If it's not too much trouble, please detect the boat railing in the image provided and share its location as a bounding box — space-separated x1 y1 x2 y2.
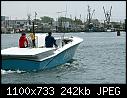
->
55 37 73 48
35 36 38 47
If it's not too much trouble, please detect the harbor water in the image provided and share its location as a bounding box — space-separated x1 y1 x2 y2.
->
1 32 126 84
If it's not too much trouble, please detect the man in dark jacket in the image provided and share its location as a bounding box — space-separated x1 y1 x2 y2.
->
45 32 58 48
19 33 28 48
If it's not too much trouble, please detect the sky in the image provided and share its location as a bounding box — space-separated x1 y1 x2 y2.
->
1 1 126 22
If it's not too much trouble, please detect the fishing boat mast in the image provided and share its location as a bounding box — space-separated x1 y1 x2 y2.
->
63 5 67 40
103 6 112 31
86 5 95 31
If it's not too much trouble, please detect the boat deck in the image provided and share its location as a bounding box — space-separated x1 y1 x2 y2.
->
1 47 55 56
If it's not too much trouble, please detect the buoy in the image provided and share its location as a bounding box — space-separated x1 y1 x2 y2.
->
117 30 120 36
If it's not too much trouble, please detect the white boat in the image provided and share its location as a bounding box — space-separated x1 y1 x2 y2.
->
1 34 83 71
107 29 112 32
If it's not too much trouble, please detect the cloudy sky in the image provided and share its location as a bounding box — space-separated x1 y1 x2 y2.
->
1 1 126 22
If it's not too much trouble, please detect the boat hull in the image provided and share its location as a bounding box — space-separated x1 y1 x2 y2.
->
2 44 79 71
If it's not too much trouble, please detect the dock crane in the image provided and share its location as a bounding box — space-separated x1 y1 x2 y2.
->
103 6 112 29
86 5 95 31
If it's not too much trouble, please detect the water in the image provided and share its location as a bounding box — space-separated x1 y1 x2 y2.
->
1 32 126 84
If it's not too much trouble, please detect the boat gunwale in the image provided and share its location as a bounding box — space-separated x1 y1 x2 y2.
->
2 37 83 62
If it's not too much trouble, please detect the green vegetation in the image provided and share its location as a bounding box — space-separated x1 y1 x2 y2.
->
40 16 54 23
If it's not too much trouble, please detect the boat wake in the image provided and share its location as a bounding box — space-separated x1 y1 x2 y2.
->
1 69 26 75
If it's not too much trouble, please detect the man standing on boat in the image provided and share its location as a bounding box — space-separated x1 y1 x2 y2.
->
19 33 28 48
28 31 36 48
45 32 58 48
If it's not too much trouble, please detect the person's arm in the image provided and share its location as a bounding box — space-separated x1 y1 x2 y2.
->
25 38 29 47
53 38 58 48
45 36 47 47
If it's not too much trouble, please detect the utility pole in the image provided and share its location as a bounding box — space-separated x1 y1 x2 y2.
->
27 13 31 25
56 10 66 32
70 14 72 31
35 12 37 25
33 12 37 36
27 13 31 32
80 14 81 21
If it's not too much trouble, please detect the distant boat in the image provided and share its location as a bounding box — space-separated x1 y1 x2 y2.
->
117 30 120 36
106 29 112 32
10 29 15 34
106 28 115 32
1 34 83 71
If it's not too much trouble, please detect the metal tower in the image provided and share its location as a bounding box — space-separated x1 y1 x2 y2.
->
87 5 95 30
103 6 112 29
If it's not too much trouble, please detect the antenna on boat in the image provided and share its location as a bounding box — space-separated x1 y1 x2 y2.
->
60 5 67 47
62 4 67 40
56 5 67 47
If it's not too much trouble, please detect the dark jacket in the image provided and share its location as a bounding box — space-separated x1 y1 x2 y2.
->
45 35 57 48
19 35 28 48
